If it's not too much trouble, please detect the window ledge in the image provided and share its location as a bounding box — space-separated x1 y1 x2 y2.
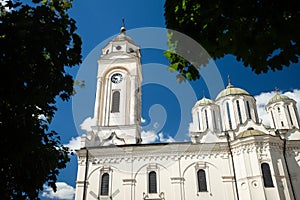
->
143 192 165 200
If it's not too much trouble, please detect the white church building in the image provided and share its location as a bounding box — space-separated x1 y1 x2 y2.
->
75 25 300 200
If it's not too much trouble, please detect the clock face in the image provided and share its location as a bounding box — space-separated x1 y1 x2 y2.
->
111 73 123 84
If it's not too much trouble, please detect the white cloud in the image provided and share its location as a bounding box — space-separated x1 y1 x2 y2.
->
158 132 176 142
141 130 158 144
80 117 96 132
254 89 300 125
141 117 146 123
64 136 81 152
255 91 275 125
42 182 75 200
141 130 175 144
283 89 300 117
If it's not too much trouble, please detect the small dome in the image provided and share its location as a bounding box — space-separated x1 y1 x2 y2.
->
194 97 214 108
120 26 126 33
112 32 135 44
216 84 250 101
236 129 266 139
268 93 291 105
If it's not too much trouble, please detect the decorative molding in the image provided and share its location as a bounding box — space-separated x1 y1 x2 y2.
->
170 177 185 184
221 176 235 182
231 138 284 155
76 180 87 185
101 131 126 146
142 192 165 200
147 163 158 171
76 143 231 162
123 179 136 186
195 161 206 169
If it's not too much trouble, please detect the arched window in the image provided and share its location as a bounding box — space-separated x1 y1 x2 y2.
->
197 169 207 192
287 106 294 126
246 101 252 119
261 163 274 187
111 91 120 113
236 100 242 124
213 110 217 130
226 102 232 129
100 173 109 195
270 111 276 129
148 171 157 193
197 111 202 130
205 109 209 129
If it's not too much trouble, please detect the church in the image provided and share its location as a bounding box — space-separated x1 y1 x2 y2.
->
74 24 300 200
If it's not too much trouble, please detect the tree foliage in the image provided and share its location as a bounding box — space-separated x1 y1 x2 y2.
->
0 0 82 199
164 0 300 81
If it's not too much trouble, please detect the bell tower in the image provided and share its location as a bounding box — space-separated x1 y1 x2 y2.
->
91 20 142 145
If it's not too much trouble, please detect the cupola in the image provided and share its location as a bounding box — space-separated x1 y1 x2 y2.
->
215 76 259 131
266 88 300 130
191 96 222 133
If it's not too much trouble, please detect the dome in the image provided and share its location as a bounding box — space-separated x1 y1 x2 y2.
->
111 19 135 44
112 32 135 44
194 97 214 107
216 84 250 101
267 93 291 105
236 129 266 139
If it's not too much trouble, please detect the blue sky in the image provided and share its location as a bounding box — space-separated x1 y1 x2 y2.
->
40 0 300 199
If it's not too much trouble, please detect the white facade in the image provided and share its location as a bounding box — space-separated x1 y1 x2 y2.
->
266 92 300 130
75 26 300 200
85 25 143 146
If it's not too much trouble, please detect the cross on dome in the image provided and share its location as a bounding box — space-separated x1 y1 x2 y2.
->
226 74 233 88
120 17 126 33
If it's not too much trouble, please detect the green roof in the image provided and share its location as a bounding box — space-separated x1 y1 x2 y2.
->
194 97 214 107
268 93 291 105
216 84 250 101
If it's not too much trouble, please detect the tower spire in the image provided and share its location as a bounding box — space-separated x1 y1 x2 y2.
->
120 17 126 33
226 74 233 88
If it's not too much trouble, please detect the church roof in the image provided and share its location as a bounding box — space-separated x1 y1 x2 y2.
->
112 32 135 44
216 83 250 101
194 97 214 106
236 129 267 139
111 20 135 44
267 93 291 105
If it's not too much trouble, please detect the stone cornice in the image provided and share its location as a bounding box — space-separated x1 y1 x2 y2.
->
77 142 229 163
76 139 300 164
285 140 300 155
230 135 284 155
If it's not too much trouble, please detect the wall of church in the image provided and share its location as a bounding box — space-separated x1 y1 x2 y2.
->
75 143 239 200
231 136 298 200
285 140 300 200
